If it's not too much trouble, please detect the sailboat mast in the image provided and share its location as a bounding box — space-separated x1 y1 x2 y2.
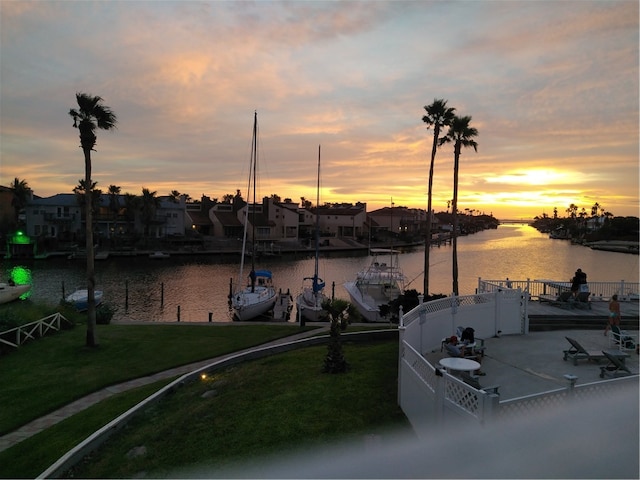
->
314 145 321 279
390 197 394 272
251 111 258 273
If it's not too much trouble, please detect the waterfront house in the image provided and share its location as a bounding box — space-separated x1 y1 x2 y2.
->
21 193 188 248
368 205 430 238
314 202 366 239
24 194 82 244
0 186 17 230
265 197 299 240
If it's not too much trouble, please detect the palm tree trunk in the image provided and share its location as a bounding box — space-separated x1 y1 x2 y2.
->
423 126 440 298
84 148 97 347
452 143 460 296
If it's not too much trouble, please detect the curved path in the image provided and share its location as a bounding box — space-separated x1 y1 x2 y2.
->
0 325 331 453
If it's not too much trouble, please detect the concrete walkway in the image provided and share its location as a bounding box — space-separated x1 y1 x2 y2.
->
0 325 331 453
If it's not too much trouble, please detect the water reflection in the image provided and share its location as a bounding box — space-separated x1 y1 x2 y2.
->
3 225 638 322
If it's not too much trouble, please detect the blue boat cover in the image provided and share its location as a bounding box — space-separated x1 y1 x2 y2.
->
253 269 273 279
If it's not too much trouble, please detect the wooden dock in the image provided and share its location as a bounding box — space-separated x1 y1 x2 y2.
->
527 298 639 331
273 289 293 321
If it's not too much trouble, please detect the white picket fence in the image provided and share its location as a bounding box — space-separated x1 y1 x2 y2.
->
0 313 72 349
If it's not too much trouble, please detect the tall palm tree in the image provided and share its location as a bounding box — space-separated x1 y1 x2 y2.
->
69 93 117 347
10 177 31 227
123 193 139 231
108 185 121 240
439 115 478 296
169 190 181 203
422 99 455 298
566 203 578 219
140 188 160 239
73 179 100 211
108 185 121 222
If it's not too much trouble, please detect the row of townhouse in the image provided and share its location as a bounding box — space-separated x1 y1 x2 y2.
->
21 193 186 243
4 189 439 252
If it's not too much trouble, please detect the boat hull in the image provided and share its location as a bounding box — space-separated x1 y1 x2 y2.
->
232 287 277 321
343 281 384 322
295 290 328 322
66 290 104 312
588 241 639 254
0 283 31 305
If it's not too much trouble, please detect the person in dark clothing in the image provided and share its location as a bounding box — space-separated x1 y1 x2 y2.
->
570 268 587 297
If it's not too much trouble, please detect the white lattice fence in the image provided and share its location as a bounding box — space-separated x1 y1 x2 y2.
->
444 377 483 418
497 376 638 421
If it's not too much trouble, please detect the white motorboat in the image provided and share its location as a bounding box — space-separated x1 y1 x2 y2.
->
231 112 277 321
149 251 170 259
0 282 31 305
296 145 329 322
65 289 104 312
343 248 405 322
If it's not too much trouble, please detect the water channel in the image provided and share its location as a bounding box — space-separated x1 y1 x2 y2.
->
2 224 638 322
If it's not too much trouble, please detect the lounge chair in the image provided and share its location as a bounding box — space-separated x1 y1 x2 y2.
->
562 336 606 365
543 290 574 309
599 350 633 378
573 291 591 310
608 325 637 352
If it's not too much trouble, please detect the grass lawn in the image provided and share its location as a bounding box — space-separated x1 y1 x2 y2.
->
0 322 316 435
0 381 170 479
66 339 408 478
0 329 407 479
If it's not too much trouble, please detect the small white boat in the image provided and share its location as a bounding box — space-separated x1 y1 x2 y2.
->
0 282 31 305
343 248 405 322
65 289 104 312
149 251 170 259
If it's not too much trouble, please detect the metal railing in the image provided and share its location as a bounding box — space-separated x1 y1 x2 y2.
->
479 278 640 302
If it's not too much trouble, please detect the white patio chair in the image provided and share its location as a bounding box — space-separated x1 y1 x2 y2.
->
608 325 637 352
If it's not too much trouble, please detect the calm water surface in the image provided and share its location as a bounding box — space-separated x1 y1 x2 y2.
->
3 224 638 322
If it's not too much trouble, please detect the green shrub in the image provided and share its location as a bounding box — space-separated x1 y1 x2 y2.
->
96 303 116 325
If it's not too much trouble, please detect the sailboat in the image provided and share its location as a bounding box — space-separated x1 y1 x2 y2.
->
296 145 328 322
231 112 277 321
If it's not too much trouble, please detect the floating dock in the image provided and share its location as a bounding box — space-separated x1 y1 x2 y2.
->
273 289 293 321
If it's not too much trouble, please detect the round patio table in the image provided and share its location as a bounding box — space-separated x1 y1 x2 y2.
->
439 357 481 373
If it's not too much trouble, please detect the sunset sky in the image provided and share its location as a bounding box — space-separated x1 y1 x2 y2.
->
1 0 638 220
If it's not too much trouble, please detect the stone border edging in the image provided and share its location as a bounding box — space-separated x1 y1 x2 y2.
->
38 329 397 478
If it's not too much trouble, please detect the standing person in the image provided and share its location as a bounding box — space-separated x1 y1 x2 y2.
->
570 268 587 298
605 294 621 336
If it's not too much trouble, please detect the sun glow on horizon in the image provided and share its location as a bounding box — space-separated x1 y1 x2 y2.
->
486 169 572 186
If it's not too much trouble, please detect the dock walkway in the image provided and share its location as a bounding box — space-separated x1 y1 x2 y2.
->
527 297 639 330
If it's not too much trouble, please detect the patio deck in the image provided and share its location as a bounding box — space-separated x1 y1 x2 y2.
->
423 328 639 400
